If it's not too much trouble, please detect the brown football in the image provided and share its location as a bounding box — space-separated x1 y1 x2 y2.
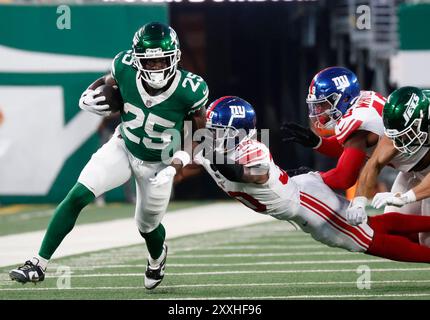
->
95 84 124 113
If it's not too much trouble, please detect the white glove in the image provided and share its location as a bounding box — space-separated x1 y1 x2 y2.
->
371 190 416 209
346 196 368 226
79 89 111 116
149 166 176 187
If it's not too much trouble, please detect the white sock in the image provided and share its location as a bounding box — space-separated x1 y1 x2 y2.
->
31 255 49 271
148 247 166 268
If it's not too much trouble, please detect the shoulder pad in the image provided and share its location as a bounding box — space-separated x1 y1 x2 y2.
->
235 140 271 168
180 71 209 114
111 50 134 82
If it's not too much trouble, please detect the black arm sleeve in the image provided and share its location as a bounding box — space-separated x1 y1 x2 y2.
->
211 163 245 182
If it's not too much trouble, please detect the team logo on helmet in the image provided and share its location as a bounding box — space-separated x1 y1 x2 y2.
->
331 75 350 92
229 105 246 118
403 93 420 123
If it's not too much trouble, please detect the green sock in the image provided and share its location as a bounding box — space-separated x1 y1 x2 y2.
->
38 183 95 260
140 224 166 260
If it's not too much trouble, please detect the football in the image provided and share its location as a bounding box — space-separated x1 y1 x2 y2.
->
95 84 124 113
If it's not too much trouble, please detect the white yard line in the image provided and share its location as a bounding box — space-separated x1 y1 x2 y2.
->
150 293 430 300
163 252 349 258
0 203 275 267
2 279 430 291
29 266 430 278
71 259 387 269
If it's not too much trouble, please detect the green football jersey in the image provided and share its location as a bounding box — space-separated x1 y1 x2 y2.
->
111 50 209 162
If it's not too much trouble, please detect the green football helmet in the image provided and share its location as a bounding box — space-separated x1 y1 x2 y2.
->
132 22 181 89
383 86 430 155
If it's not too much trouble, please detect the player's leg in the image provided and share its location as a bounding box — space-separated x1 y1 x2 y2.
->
379 171 421 243
9 134 132 284
132 161 174 289
362 212 430 262
366 232 430 263
291 173 374 253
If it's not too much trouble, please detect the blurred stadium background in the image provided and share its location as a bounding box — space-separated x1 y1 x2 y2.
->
2 0 429 205
1 0 430 300
0 0 430 205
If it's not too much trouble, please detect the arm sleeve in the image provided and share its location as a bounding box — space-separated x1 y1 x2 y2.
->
314 136 344 158
320 147 367 190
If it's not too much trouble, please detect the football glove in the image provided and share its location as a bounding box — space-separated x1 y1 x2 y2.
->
371 190 416 209
79 89 111 116
280 122 321 148
149 166 176 187
346 196 368 226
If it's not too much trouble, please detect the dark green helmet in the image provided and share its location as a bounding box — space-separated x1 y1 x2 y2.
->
132 22 181 89
383 86 430 155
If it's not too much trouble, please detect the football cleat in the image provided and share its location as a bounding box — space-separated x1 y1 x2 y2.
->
9 260 45 284
144 244 168 290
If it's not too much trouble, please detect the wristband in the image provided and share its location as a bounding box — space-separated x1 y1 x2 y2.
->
352 196 368 207
172 150 191 166
402 190 417 203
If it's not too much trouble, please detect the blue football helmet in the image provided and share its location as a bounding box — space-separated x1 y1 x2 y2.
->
307 67 360 129
206 96 257 153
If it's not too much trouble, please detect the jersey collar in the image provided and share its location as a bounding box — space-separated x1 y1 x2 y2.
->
135 70 181 108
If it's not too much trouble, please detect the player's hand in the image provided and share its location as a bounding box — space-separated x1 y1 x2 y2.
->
371 191 416 209
79 89 111 116
149 166 176 187
280 122 321 148
346 196 368 226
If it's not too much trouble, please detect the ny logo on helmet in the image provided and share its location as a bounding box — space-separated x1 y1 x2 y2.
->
403 93 420 123
230 105 246 118
332 75 350 92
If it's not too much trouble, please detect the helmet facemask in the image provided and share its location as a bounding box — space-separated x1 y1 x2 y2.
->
385 117 429 156
207 124 256 155
307 92 342 130
133 47 181 89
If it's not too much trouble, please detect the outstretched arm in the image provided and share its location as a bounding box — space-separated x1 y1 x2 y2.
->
346 136 398 226
320 130 378 190
355 135 398 199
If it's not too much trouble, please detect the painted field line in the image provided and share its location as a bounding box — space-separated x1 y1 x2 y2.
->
175 244 322 251
72 259 387 270
149 293 430 300
39 267 430 278
3 279 430 291
0 202 275 267
167 251 352 258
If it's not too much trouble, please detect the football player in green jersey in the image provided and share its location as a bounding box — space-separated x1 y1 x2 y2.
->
346 87 430 242
9 22 209 290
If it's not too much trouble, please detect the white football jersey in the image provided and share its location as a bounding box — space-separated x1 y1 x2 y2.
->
333 90 430 173
196 140 374 253
389 146 430 175
334 90 386 156
195 139 300 219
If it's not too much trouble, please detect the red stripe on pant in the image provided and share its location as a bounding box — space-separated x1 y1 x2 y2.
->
300 194 372 249
300 201 368 250
301 191 373 240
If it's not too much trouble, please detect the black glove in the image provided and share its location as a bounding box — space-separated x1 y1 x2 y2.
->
286 166 314 177
280 122 321 148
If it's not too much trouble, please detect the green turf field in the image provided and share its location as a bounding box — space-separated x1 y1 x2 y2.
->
1 203 430 300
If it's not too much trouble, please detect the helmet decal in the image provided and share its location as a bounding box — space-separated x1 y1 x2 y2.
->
331 75 350 92
403 93 419 123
